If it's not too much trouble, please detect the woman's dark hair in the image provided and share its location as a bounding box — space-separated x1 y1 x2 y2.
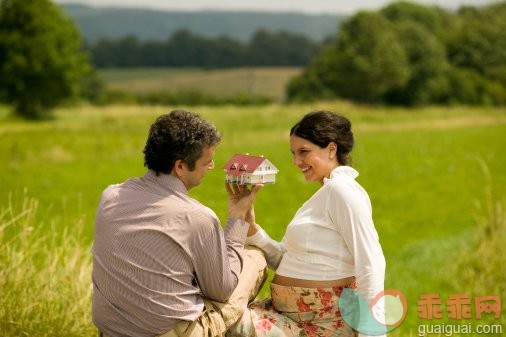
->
290 111 354 165
143 110 221 174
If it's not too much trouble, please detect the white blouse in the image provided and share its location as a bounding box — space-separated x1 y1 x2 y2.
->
246 166 385 304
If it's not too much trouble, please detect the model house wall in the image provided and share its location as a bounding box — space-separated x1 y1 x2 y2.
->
223 154 279 185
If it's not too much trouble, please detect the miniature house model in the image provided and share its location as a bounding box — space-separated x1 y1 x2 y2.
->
223 154 279 185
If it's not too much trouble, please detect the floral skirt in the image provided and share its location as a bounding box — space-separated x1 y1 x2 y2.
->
227 282 358 337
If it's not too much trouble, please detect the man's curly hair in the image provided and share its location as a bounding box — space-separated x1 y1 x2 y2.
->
143 110 221 174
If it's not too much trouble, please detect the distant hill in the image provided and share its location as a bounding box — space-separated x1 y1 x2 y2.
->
59 4 345 43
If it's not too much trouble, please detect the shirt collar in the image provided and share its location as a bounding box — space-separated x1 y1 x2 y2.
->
144 169 188 195
323 165 359 185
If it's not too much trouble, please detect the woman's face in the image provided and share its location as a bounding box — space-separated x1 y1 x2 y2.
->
290 135 338 185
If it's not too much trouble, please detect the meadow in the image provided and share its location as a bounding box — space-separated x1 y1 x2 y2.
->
99 67 303 102
1 100 505 336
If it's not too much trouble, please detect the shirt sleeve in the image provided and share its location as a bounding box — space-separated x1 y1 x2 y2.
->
191 212 249 302
326 178 386 305
327 179 386 337
246 228 286 270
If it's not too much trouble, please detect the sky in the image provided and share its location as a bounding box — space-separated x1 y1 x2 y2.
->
52 0 500 15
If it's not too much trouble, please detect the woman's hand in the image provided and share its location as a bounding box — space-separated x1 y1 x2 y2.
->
246 205 262 236
246 204 255 226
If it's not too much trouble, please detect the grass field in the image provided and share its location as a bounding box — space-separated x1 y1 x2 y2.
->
1 101 505 336
99 67 303 102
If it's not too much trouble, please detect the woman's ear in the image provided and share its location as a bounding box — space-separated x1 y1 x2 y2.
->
328 142 337 159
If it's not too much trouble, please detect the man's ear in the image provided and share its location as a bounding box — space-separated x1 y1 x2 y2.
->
172 159 185 178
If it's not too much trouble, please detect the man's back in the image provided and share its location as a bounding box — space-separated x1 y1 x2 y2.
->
92 110 265 337
92 170 231 337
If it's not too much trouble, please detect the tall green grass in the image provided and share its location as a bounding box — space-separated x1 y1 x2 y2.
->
0 184 503 336
453 161 506 301
1 103 505 335
0 193 94 336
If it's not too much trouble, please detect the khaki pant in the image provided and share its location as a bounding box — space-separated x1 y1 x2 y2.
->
100 246 267 337
158 246 267 337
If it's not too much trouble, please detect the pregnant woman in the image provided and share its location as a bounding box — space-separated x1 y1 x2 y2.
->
228 110 386 337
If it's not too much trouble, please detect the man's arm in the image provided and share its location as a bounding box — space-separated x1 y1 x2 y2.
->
193 183 263 302
192 216 249 301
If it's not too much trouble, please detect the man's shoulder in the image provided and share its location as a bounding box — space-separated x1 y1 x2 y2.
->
99 183 122 200
180 197 220 224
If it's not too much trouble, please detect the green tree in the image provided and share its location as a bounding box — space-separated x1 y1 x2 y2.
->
286 45 340 102
448 3 506 86
287 12 411 103
385 21 450 105
332 12 410 102
380 1 458 43
247 29 320 66
379 2 457 105
287 1 505 106
439 3 506 105
165 30 212 67
0 0 90 119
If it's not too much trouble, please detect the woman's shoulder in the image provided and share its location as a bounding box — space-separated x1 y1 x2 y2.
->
325 166 369 201
325 166 360 189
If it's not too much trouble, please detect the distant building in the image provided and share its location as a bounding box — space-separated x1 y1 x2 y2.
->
223 154 279 185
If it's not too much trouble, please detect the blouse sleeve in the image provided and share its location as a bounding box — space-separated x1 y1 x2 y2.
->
245 228 286 270
326 178 386 305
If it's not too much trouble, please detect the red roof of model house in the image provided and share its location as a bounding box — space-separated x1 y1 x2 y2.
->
223 154 277 176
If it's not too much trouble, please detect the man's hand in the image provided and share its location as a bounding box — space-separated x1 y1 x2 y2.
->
225 183 263 221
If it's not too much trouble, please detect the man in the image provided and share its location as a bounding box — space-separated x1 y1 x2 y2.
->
92 110 267 337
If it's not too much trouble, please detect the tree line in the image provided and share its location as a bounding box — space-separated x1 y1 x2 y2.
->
1 0 505 119
88 29 324 68
287 1 506 106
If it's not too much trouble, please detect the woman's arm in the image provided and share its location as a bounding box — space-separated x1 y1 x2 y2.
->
327 179 386 304
328 179 386 337
246 226 286 270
